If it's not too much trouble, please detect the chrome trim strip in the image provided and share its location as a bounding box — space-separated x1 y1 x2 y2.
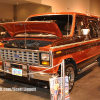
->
0 21 52 24
78 61 98 74
50 38 100 49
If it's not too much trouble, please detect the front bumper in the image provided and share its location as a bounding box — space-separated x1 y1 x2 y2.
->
0 61 58 82
30 72 58 81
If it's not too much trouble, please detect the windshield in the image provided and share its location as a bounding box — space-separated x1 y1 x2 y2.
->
27 15 73 36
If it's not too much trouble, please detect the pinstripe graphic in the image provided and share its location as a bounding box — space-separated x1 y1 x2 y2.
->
52 38 100 58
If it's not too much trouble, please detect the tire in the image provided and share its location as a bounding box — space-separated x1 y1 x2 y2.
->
65 63 75 92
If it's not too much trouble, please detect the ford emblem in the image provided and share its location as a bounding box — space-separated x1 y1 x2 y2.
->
14 55 19 58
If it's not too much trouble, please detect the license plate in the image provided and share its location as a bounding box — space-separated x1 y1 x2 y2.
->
12 68 22 76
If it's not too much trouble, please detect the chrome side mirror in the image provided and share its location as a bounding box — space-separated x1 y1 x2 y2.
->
81 29 90 35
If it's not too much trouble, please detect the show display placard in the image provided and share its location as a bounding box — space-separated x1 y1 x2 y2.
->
50 76 69 100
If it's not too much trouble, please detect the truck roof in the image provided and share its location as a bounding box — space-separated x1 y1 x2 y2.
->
26 12 100 21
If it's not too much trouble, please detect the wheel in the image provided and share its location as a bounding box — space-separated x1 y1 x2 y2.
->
65 63 75 92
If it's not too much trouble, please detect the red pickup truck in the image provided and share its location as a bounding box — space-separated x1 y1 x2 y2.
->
0 12 100 91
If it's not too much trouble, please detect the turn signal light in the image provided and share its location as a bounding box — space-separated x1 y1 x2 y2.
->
42 61 49 65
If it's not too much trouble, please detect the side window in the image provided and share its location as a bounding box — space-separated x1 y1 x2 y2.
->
74 17 84 36
88 20 98 38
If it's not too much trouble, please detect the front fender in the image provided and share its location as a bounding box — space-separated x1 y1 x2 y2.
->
53 54 75 73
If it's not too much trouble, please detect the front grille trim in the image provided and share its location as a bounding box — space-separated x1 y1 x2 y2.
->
0 48 39 65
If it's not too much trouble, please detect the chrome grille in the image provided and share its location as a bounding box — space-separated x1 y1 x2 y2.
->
0 48 39 65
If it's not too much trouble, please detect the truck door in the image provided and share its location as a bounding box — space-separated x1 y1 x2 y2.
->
73 16 87 65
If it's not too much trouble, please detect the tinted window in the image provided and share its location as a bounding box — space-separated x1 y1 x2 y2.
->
88 20 98 38
75 17 84 36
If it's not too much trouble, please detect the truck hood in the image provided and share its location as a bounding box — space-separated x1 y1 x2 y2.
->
0 21 63 38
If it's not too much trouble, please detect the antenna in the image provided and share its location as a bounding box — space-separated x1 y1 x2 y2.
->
24 23 27 49
67 1 70 37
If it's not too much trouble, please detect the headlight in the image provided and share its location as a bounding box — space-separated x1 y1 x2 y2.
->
40 52 50 66
41 53 49 61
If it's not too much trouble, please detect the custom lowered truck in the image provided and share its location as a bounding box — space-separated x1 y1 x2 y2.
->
0 12 100 91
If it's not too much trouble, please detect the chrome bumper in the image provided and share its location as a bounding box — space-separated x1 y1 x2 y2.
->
0 60 58 82
30 72 58 81
0 65 58 81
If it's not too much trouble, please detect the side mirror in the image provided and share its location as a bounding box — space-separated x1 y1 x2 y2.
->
81 29 90 35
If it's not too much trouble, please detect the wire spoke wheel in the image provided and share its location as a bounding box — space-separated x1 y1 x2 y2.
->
65 64 75 91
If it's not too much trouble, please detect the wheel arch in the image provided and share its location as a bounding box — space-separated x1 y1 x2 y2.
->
65 58 77 76
57 58 77 76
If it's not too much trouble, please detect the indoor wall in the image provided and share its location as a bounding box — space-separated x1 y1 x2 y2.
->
0 0 100 21
90 0 100 15
16 3 51 21
16 0 100 21
41 0 90 13
0 3 13 20
41 0 100 15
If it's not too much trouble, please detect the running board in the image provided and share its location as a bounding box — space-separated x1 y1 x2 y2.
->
78 61 98 74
